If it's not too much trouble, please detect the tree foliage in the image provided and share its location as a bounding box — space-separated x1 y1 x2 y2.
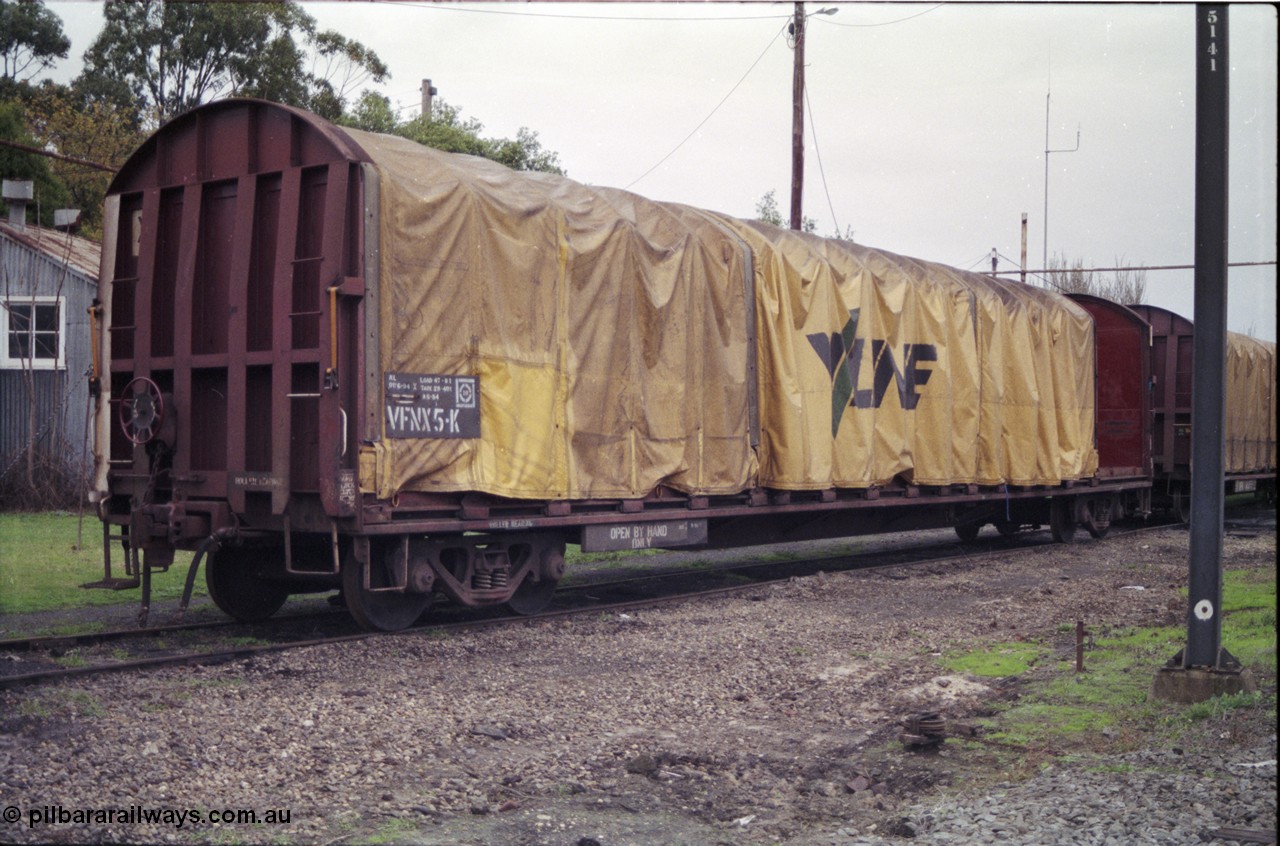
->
343 92 564 175
754 189 818 234
0 0 69 85
76 0 388 126
1043 253 1148 304
0 98 71 227
343 89 399 135
20 83 138 237
2 0 564 238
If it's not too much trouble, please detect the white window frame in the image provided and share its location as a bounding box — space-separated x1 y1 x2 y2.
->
1 295 66 371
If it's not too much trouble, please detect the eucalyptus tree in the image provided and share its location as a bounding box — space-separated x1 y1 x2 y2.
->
75 0 388 126
0 0 70 87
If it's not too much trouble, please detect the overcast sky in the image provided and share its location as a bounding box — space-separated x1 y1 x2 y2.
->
45 2 1277 341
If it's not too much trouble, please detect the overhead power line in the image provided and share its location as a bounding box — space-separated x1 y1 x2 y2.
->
1010 260 1276 275
398 2 791 22
803 81 840 236
625 19 790 190
986 259 1276 290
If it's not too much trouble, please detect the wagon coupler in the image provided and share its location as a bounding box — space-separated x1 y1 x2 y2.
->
128 502 235 627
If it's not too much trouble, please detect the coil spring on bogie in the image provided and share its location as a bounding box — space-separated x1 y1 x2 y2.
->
472 569 509 590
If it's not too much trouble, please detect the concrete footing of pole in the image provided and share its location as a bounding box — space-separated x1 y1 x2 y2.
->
1151 666 1257 704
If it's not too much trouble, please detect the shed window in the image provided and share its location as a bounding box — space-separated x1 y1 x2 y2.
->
2 297 64 370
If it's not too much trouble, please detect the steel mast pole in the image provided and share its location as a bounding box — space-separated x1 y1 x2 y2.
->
1185 3 1230 670
1153 3 1254 703
1043 93 1080 276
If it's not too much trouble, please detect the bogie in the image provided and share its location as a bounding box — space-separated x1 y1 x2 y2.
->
342 541 431 633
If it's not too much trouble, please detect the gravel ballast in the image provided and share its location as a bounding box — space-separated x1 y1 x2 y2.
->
1 517 1275 845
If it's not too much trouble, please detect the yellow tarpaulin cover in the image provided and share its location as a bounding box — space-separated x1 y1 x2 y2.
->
699 219 1097 489
350 129 1097 500
1226 332 1277 473
353 130 756 499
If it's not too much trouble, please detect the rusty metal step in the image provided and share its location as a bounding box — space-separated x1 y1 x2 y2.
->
81 577 140 591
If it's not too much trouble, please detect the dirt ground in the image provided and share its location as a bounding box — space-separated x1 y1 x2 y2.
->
391 517 1277 845
1 511 1275 845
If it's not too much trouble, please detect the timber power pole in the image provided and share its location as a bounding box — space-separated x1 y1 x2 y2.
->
1020 213 1028 285
421 79 438 120
790 2 806 231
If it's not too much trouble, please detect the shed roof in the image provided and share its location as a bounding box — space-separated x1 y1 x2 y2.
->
0 220 101 282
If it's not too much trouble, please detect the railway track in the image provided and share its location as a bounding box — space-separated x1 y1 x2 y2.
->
2 511 1262 691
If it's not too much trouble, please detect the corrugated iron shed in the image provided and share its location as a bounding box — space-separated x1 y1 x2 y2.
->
0 219 101 483
0 220 101 280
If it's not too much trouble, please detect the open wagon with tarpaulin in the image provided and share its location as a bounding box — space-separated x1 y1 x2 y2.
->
88 99 1154 630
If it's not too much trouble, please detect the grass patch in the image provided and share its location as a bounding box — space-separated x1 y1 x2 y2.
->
1219 568 1277 673
28 621 109 637
0 511 200 615
361 817 419 844
52 651 90 668
1177 568 1276 614
223 636 269 647
1224 607 1278 673
941 641 1044 677
1086 762 1134 774
63 689 105 717
18 688 106 720
957 566 1276 752
985 702 1113 746
564 543 663 567
1222 568 1276 611
1183 690 1268 722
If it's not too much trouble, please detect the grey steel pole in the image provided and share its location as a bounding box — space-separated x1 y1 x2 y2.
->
1185 3 1229 669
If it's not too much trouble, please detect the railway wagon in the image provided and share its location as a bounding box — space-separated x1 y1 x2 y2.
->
1126 304 1277 518
88 99 1152 630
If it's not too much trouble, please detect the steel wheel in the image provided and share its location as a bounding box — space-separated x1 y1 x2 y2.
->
1050 498 1078 544
954 523 982 543
206 547 289 622
343 542 430 632
1081 496 1113 540
1173 488 1191 523
994 520 1020 538
507 573 559 615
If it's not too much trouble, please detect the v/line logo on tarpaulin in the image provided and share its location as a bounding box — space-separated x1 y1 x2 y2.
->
806 309 938 437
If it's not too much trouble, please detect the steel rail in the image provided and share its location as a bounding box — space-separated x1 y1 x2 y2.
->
0 520 1189 691
0 608 349 655
0 525 1049 654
